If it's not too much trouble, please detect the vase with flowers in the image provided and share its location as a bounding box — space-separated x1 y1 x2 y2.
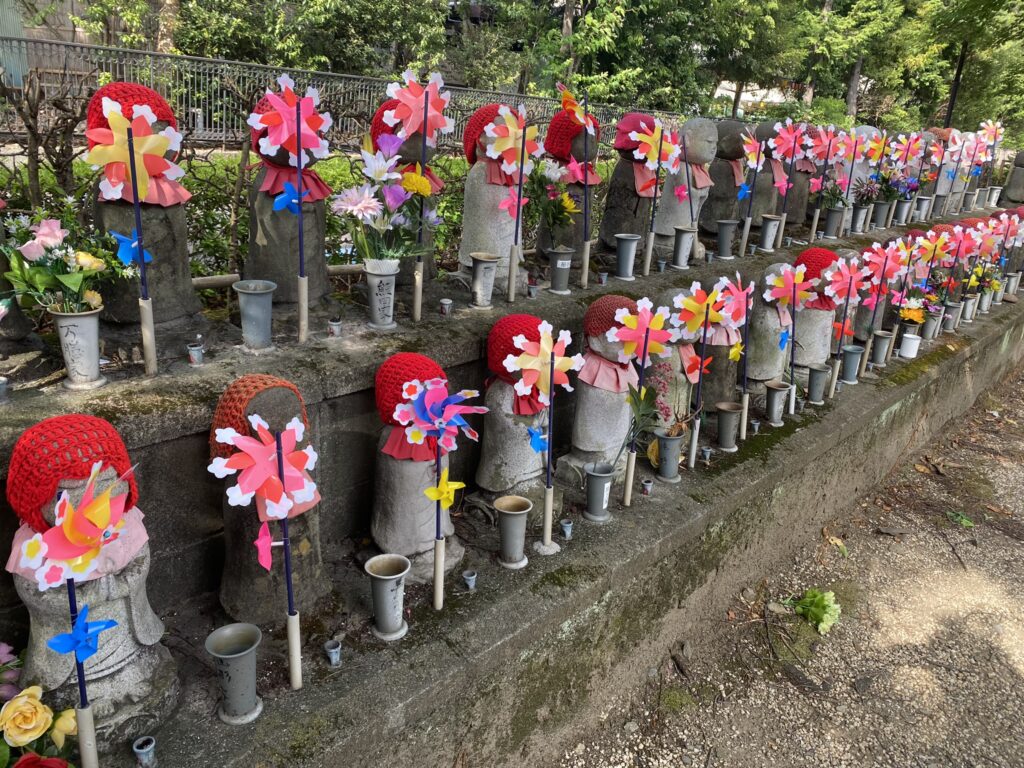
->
332 134 442 329
851 177 879 233
2 212 115 389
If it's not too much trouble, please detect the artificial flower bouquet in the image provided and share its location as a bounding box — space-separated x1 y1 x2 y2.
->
0 684 76 768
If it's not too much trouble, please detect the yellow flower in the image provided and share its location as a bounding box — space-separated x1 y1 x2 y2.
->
0 685 53 747
401 164 432 197
83 290 103 309
900 307 924 324
559 192 581 216
76 251 107 272
51 708 77 749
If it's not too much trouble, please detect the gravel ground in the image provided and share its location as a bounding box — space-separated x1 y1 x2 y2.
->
559 367 1024 768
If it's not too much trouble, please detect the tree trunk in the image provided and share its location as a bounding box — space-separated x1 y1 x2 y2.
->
732 82 744 117
845 55 862 116
561 0 576 79
156 0 179 53
944 40 969 128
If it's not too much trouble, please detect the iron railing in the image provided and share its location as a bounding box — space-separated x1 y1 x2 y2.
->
0 35 688 149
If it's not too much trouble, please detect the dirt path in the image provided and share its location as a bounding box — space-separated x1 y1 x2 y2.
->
559 367 1024 768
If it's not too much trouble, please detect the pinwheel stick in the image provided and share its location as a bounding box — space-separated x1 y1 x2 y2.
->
687 305 711 470
507 107 530 304
737 142 763 260
622 328 650 508
432 440 445 610
828 274 854 399
739 296 751 440
788 279 798 414
641 130 665 277
295 98 309 343
859 251 890 378
579 92 593 289
274 431 302 690
958 143 982 213
541 351 558 551
929 142 947 219
775 151 797 250
65 579 99 768
944 149 964 217
681 134 699 264
808 137 834 244
125 127 158 377
413 88 430 323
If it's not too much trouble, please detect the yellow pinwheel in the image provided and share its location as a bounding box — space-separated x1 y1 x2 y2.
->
503 319 584 406
484 105 543 176
423 468 465 510
729 341 744 362
85 104 176 202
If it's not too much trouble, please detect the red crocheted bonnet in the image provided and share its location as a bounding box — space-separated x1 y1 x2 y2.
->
210 375 309 460
376 353 446 425
487 314 541 384
370 99 403 153
6 414 139 533
795 247 839 282
545 109 601 163
904 229 927 242
463 104 503 164
614 113 655 152
931 223 956 236
87 82 176 150
584 295 638 338
958 217 986 229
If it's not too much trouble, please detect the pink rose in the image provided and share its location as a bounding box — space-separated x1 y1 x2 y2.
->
17 239 45 261
30 219 68 248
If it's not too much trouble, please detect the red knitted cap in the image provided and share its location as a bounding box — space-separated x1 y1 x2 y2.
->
584 295 638 337
904 229 927 242
545 109 601 163
932 223 955 235
464 104 503 164
487 314 542 384
249 93 274 152
6 415 139 533
210 375 309 460
795 247 839 282
375 353 446 425
929 127 952 141
614 113 655 152
958 217 986 228
370 99 400 152
87 82 176 149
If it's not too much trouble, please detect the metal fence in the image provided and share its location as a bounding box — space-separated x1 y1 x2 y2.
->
0 35 687 150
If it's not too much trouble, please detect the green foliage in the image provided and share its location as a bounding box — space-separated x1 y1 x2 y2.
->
792 588 842 635
945 510 975 528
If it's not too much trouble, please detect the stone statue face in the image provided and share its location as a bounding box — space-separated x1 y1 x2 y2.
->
680 118 718 165
46 466 128 527
588 333 626 362
246 387 305 434
570 132 599 163
396 134 437 166
755 120 777 143
715 120 746 161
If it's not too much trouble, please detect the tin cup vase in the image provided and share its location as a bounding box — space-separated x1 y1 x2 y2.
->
364 554 411 641
495 495 531 569
205 623 264 725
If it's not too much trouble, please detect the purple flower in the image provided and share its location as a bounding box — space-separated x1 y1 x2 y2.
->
0 643 15 665
423 206 443 228
376 133 405 159
381 183 412 212
1 669 19 683
0 683 19 701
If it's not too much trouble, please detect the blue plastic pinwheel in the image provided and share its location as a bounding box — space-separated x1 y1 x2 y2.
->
779 327 791 351
970 165 982 177
869 173 879 182
527 426 548 454
47 604 118 663
111 229 153 267
273 181 310 215
737 183 751 201
946 169 957 181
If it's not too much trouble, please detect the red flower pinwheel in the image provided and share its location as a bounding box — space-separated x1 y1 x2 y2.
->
556 83 597 135
628 119 682 174
483 104 544 176
806 125 842 165
928 139 946 166
392 378 487 453
209 414 319 520
685 354 712 378
833 317 854 342
768 118 807 162
605 298 676 365
762 264 816 310
820 256 871 306
889 133 923 168
976 222 1000 260
835 131 866 165
246 74 331 166
914 231 951 278
861 243 906 289
948 226 979 266
742 130 765 170
714 273 755 329
944 130 965 163
865 130 888 167
504 320 584 406
383 70 454 147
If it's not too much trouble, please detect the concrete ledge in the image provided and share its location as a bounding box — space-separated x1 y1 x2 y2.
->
134 286 1024 764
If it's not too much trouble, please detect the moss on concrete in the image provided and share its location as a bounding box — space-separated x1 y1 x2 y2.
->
659 685 697 713
883 338 969 387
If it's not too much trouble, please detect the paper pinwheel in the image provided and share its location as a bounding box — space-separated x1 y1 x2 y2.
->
674 184 690 203
914 231 951 276
273 181 310 214
424 468 465 511
763 264 816 309
946 168 957 181
382 70 454 147
945 130 964 160
85 97 184 202
686 354 712 377
928 139 946 167
47 604 117 662
629 119 682 174
671 283 730 344
978 119 1004 146
865 131 888 166
809 176 824 194
556 83 597 134
889 133 922 168
737 183 751 200
504 320 584 405
835 131 865 165
768 118 806 162
484 104 544 176
606 298 676 364
393 378 487 452
821 256 871 305
862 243 906 287
970 165 983 177
806 125 841 165
729 342 744 362
774 178 793 194
833 318 853 341
715 273 755 329
246 74 331 166
499 188 527 218
208 414 319 519
254 523 274 571
111 229 153 267
948 226 980 266
527 426 548 454
18 461 131 591
742 131 765 170
778 328 790 350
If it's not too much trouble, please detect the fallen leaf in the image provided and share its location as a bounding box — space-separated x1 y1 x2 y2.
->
914 464 932 474
828 536 849 557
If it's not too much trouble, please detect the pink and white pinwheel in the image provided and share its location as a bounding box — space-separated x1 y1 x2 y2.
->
861 242 907 288
948 226 979 266
888 133 923 169
768 118 807 162
498 187 527 218
976 222 1000 261
628 119 682 174
944 130 965 163
484 104 544 176
504 320 584 405
865 130 888 167
978 119 1004 146
246 74 331 167
928 139 947 167
393 378 487 452
821 256 872 306
254 523 274 572
209 414 319 521
961 133 988 167
762 264 816 310
714 273 755 329
86 96 186 202
742 130 765 170
806 125 842 165
671 283 730 343
606 298 676 365
383 70 454 147
835 131 866 166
